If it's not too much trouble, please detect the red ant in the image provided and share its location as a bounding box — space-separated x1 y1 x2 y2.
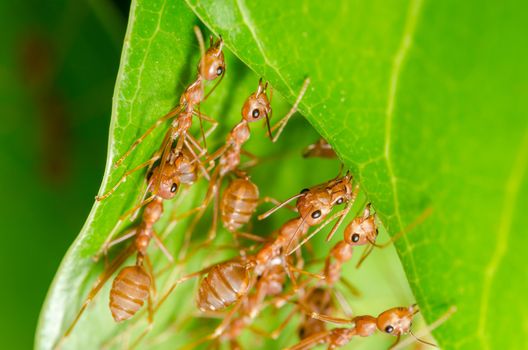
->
287 304 452 350
342 203 433 268
258 172 359 256
178 78 310 254
96 27 225 202
59 148 201 346
302 138 336 159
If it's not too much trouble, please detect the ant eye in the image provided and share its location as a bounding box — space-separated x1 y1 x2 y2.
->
352 234 360 242
336 197 344 205
170 183 178 193
216 66 223 75
300 188 309 194
311 210 322 219
252 109 260 118
385 325 394 334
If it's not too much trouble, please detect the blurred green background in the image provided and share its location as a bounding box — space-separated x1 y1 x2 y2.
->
0 1 130 348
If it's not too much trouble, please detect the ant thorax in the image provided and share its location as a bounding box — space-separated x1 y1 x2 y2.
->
231 122 251 145
180 78 204 107
353 316 378 337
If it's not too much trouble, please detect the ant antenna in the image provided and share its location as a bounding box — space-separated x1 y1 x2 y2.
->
409 330 438 348
257 193 303 220
391 306 457 350
265 111 273 141
193 26 208 148
356 206 434 268
266 83 274 140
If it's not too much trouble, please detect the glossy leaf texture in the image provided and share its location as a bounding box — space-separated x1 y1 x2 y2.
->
37 0 528 349
187 0 528 349
37 0 413 349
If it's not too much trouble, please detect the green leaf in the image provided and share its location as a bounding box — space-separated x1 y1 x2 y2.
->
38 0 528 349
187 0 528 349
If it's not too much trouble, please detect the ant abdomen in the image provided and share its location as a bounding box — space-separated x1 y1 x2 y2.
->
196 260 251 312
221 178 259 231
109 265 151 322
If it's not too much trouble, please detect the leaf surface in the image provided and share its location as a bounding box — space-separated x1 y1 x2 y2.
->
187 0 528 348
38 1 528 349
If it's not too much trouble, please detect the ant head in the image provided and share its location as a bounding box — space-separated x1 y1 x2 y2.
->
343 212 377 246
296 189 333 226
354 316 378 337
241 79 272 123
198 36 225 81
149 162 181 200
376 306 415 336
328 173 354 206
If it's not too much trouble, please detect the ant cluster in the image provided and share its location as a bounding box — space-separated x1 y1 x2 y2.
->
58 28 454 350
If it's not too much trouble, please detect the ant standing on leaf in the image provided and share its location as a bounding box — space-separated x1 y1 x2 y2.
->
59 149 200 345
287 304 456 350
177 77 310 255
95 26 226 203
340 203 433 268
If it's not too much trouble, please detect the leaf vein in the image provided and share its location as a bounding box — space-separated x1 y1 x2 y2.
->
235 0 295 97
383 0 424 299
477 130 528 349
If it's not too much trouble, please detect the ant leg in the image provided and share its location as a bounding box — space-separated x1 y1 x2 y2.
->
197 104 207 150
105 228 138 251
192 109 218 138
331 289 353 318
151 231 174 263
143 255 157 297
206 143 230 166
304 309 352 325
205 179 221 243
61 244 135 339
153 265 214 317
184 139 210 180
270 306 298 339
114 106 182 168
240 149 260 169
94 195 154 261
155 131 179 190
289 264 325 281
95 156 159 201
128 288 155 350
355 244 375 268
389 335 401 350
287 207 352 256
326 184 360 242
186 132 208 157
339 276 362 297
231 231 267 243
211 299 244 338
270 78 310 143
203 71 225 101
178 168 220 260
284 331 331 350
